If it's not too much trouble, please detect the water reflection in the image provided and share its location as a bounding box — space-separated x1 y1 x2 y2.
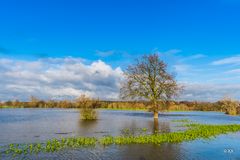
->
150 119 171 134
120 120 141 136
110 144 183 160
14 143 183 160
78 110 98 135
158 121 171 133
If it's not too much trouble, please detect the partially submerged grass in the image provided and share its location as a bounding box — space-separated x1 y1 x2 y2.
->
171 119 192 123
2 137 96 156
120 127 148 137
2 124 240 156
100 124 240 145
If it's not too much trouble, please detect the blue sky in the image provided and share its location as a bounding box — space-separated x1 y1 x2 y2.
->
0 0 240 101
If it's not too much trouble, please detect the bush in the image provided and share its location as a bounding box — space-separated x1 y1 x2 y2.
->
217 98 239 115
76 94 98 120
80 108 97 120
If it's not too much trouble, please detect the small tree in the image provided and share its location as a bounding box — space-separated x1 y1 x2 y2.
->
121 54 180 119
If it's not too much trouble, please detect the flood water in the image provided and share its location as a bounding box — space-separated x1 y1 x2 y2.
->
1 109 240 160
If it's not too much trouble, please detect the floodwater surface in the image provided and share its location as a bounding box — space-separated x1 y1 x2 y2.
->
0 109 240 160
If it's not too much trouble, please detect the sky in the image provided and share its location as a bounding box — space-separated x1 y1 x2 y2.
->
0 0 240 101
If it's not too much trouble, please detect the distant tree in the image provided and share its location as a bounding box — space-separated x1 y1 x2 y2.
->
121 54 181 119
29 96 39 108
12 100 21 107
5 100 13 106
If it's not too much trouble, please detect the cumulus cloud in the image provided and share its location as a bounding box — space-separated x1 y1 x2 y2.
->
0 57 123 101
212 55 240 65
0 56 239 102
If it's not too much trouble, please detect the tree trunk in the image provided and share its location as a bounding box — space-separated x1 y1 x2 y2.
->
154 110 159 119
153 99 159 119
153 101 159 133
153 117 159 133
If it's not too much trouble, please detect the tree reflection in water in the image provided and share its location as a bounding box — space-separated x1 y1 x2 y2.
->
152 119 171 134
78 110 98 136
110 143 182 160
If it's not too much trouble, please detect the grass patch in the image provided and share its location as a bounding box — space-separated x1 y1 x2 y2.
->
2 137 97 156
171 119 192 123
100 124 240 145
0 106 20 109
2 123 240 156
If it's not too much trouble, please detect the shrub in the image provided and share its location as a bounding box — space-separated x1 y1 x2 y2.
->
217 97 239 115
76 94 98 120
80 108 97 120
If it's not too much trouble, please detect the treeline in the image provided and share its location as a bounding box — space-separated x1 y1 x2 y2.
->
0 96 102 109
0 96 239 115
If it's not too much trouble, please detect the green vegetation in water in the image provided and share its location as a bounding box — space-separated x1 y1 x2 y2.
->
171 119 192 123
80 108 97 120
0 106 21 109
2 137 96 157
100 124 240 145
2 124 240 156
120 127 148 136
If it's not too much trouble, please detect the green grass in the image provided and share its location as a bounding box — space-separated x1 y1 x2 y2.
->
2 123 240 156
0 106 20 109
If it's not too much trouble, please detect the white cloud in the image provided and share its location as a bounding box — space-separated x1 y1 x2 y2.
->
212 55 240 65
179 82 240 101
173 64 191 73
0 56 239 102
0 57 123 101
190 54 206 59
180 54 206 62
157 49 182 56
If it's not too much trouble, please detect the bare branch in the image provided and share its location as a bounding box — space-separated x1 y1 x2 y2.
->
120 53 181 112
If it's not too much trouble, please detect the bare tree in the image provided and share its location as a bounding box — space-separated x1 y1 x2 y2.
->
120 54 180 119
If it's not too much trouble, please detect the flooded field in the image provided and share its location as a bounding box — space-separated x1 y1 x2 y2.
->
0 109 240 160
